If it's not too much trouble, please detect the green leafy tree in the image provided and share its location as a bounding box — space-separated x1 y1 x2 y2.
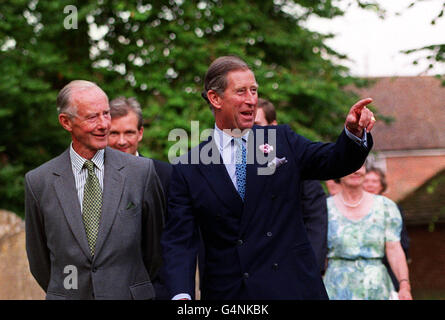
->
0 0 379 216
402 1 445 82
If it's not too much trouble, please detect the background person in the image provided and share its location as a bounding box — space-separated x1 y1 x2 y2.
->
108 96 172 300
108 96 172 195
254 98 328 273
363 166 411 291
25 80 165 299
161 55 375 300
323 165 412 300
326 179 342 196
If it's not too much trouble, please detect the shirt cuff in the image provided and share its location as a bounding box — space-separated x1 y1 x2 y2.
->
344 126 368 148
172 293 192 300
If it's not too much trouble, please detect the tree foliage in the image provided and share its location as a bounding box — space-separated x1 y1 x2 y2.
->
0 0 378 216
403 1 445 82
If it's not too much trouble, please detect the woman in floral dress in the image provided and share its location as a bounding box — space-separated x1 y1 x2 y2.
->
323 165 412 300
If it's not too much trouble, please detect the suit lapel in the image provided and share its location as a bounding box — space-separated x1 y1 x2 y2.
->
53 149 92 259
197 137 244 215
93 147 124 260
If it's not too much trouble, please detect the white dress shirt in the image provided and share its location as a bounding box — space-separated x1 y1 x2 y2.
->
213 124 249 191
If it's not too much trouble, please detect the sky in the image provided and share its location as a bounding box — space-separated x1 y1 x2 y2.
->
305 0 445 77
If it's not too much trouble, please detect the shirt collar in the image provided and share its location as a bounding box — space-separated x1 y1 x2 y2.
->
70 143 105 173
213 124 250 151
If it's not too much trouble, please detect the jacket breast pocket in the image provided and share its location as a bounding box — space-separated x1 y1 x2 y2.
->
119 204 140 219
267 159 294 197
129 280 155 300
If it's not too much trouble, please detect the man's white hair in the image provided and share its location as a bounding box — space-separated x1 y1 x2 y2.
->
56 80 102 116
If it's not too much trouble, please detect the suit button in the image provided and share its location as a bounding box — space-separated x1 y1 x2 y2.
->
266 232 272 237
271 194 276 199
272 263 279 270
243 272 249 279
237 239 244 246
92 267 97 273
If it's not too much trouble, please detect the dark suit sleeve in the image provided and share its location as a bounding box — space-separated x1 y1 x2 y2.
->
142 160 166 281
160 164 199 299
281 125 372 180
152 160 173 200
300 180 328 274
24 173 51 292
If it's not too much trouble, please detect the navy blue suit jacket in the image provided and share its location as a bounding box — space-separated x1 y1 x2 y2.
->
300 180 328 273
139 155 173 300
139 155 172 201
161 125 372 300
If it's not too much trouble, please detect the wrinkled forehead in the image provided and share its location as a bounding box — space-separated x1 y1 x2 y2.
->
226 69 258 87
111 111 139 128
71 86 109 108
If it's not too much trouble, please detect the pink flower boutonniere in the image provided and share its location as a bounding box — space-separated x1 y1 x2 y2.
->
259 144 274 154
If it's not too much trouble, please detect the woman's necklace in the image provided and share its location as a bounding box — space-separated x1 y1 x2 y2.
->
340 191 364 208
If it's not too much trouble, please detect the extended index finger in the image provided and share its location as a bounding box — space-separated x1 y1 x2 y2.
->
351 98 373 112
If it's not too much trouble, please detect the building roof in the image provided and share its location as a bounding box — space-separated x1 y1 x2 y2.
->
399 169 445 225
350 76 445 151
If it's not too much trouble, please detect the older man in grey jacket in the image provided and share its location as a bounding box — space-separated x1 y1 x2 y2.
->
25 80 165 299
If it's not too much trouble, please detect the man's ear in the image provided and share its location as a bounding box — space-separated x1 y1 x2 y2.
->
271 120 278 125
207 90 223 110
59 113 73 132
138 126 144 142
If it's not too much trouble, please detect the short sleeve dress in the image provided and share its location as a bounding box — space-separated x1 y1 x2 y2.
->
323 194 402 300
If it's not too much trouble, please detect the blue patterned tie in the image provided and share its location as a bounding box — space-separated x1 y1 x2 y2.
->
234 137 247 201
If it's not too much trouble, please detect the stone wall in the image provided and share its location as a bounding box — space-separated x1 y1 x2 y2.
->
0 210 44 299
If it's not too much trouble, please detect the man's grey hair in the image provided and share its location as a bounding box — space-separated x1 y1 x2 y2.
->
202 55 251 110
109 96 144 129
56 80 102 116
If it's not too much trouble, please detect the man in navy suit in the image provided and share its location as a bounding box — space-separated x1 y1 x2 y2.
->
161 55 376 300
255 98 328 274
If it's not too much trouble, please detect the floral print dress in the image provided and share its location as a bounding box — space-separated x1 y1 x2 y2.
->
323 195 402 300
